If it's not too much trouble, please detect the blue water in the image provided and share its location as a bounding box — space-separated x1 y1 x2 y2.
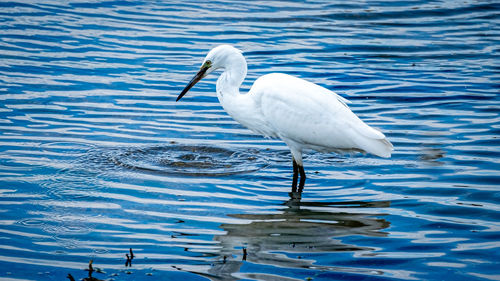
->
0 1 499 280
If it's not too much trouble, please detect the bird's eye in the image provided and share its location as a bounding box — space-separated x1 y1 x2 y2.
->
204 60 212 67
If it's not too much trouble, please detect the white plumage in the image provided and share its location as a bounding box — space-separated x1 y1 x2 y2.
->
177 45 393 189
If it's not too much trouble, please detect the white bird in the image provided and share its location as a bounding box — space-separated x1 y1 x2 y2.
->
177 45 393 190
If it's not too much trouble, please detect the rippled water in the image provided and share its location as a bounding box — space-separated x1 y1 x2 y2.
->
1 1 499 280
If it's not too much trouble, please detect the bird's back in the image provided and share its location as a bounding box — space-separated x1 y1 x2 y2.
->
249 73 393 158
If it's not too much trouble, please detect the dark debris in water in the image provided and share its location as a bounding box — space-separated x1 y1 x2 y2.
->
77 260 105 281
125 248 135 267
67 249 147 281
66 246 253 280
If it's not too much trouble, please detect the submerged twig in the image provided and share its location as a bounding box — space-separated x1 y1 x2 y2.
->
125 248 135 267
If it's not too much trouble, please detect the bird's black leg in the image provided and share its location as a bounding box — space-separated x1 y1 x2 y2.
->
292 158 299 192
298 164 306 192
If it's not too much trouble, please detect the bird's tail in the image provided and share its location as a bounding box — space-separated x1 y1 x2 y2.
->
350 122 394 158
363 137 393 158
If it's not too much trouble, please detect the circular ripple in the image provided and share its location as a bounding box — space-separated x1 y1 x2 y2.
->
40 142 97 155
107 145 268 177
18 218 45 227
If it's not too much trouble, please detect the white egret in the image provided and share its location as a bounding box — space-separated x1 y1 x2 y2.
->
177 45 393 190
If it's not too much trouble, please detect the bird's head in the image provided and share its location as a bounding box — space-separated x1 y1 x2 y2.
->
176 45 243 101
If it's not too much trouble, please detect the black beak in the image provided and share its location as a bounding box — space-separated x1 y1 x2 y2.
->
176 65 210 102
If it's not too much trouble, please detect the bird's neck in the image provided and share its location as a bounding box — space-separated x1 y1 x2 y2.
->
216 53 247 108
216 54 247 99
215 54 256 127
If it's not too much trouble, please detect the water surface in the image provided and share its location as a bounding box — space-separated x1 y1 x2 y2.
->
0 1 499 280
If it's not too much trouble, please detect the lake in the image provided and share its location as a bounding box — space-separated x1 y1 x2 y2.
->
0 1 499 280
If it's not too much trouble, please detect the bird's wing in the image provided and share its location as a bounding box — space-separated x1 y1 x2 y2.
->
251 73 391 156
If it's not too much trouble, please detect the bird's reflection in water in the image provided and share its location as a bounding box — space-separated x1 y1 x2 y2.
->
195 191 391 281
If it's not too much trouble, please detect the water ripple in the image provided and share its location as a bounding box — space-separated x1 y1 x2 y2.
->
0 0 499 280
